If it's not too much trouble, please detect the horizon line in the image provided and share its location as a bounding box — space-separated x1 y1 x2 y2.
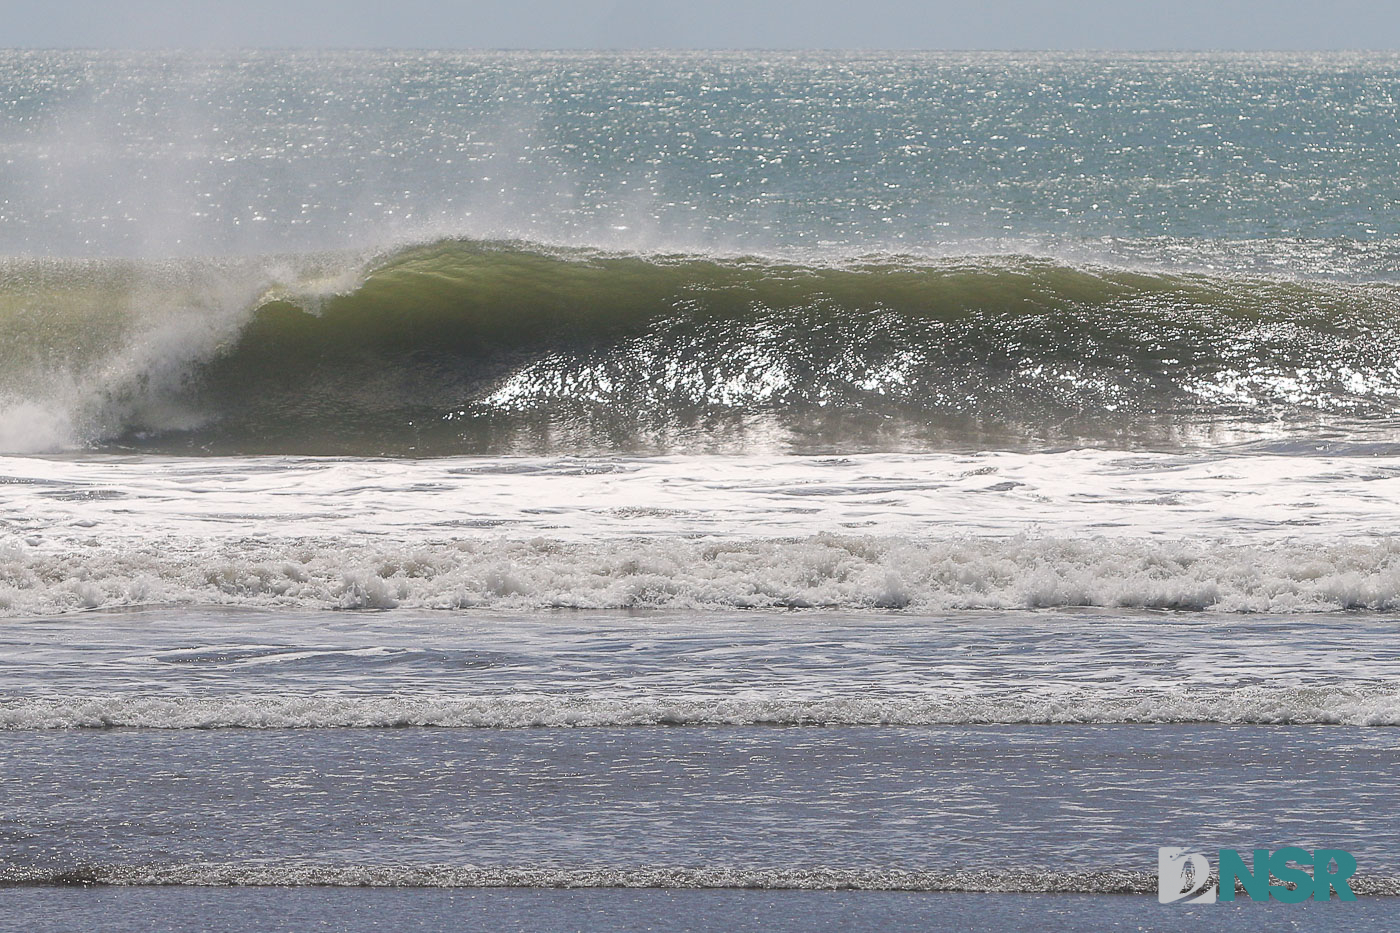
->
3 46 1397 53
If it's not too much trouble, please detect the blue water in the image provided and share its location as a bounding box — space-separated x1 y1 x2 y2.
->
4 52 1400 257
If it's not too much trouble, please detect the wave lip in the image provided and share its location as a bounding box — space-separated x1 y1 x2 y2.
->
8 238 1400 455
7 687 1400 729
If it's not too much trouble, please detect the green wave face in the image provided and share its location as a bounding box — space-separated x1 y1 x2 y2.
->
4 239 1400 456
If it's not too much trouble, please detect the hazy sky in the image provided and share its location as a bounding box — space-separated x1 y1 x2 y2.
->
3 0 1398 50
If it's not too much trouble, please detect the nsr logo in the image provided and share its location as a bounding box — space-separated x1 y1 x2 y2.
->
1158 847 1358 904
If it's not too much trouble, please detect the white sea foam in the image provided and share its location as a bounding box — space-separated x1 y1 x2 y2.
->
0 863 1160 892
5 450 1400 616
9 450 1400 543
3 863 1400 895
6 532 1400 617
5 686 1400 729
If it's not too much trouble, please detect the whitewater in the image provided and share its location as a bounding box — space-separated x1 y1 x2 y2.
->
5 50 1400 931
7 450 1400 616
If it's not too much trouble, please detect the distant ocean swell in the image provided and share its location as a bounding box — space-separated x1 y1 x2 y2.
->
8 686 1400 729
7 534 1400 616
5 238 1400 455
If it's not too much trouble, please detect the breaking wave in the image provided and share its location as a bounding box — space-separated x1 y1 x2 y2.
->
6 239 1400 455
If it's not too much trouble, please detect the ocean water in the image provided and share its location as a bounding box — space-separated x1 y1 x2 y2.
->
4 51 1400 929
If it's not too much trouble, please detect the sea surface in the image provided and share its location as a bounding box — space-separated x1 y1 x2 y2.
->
3 51 1400 930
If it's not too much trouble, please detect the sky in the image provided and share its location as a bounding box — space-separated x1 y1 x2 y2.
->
2 0 1398 51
